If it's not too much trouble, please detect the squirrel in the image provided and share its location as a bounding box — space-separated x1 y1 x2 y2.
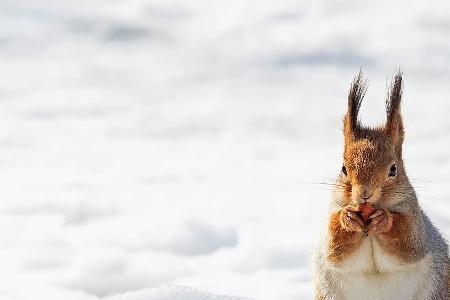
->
314 71 449 300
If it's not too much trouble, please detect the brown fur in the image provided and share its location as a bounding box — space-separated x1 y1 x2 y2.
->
336 72 413 210
338 73 407 209
376 212 426 263
327 210 364 265
333 71 426 262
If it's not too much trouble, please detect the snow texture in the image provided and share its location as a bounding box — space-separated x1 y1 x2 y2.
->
0 0 449 299
106 285 252 300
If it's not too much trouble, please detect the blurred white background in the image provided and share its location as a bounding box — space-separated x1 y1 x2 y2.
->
0 1 449 299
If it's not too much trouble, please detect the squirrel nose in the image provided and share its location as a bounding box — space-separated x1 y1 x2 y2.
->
360 188 373 200
353 185 375 203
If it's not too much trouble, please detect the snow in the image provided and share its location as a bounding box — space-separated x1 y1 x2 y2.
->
105 285 252 300
0 0 449 299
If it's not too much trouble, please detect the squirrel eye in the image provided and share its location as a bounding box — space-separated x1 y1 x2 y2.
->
388 164 397 177
341 165 347 176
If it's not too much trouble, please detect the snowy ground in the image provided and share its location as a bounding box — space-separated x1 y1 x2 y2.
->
0 1 449 299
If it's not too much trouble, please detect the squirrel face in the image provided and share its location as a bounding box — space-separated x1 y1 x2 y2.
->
338 71 405 207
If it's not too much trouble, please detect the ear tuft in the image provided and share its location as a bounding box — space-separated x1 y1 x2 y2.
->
344 70 368 138
385 70 404 146
386 71 403 123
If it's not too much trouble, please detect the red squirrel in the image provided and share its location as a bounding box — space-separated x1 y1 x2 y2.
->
314 71 449 300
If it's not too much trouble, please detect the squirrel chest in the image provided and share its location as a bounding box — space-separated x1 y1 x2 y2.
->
333 237 433 300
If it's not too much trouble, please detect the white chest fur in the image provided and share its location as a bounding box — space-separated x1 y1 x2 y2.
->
331 237 432 300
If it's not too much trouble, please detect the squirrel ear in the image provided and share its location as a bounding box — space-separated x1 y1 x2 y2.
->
385 71 404 146
344 70 367 140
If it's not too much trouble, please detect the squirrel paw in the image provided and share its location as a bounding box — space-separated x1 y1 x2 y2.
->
367 209 393 235
340 205 365 233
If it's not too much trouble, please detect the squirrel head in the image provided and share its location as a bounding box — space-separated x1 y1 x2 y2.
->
339 71 406 207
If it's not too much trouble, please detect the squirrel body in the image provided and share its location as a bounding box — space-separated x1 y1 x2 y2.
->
314 72 449 300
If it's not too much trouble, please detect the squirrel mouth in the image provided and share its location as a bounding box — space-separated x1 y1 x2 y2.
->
357 202 377 225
